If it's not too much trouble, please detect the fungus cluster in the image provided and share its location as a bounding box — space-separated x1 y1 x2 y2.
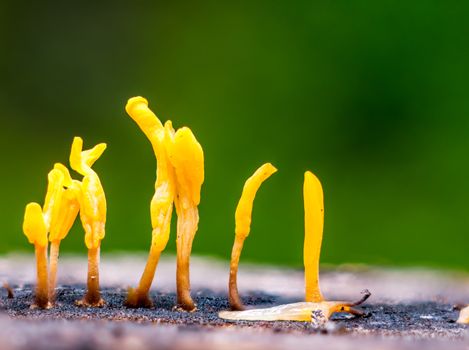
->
21 96 469 327
22 137 107 308
124 97 204 311
219 170 370 322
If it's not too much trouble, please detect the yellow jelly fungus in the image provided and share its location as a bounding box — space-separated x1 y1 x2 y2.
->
167 126 204 311
457 306 469 324
23 202 49 308
125 97 204 311
48 163 81 303
303 171 325 302
229 163 277 311
124 97 176 308
219 291 370 324
70 136 107 307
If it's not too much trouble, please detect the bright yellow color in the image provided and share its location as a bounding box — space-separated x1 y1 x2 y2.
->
49 185 81 242
125 97 176 252
43 169 65 230
167 126 204 311
303 171 325 302
220 169 372 322
124 97 177 308
70 136 107 249
167 127 204 207
235 163 277 239
126 96 164 144
48 163 80 242
54 163 74 187
125 96 204 310
23 203 48 248
228 163 277 310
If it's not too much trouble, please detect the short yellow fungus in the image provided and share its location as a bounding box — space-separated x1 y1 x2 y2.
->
23 202 49 308
70 136 107 307
229 163 277 310
167 126 204 311
219 170 370 323
124 97 176 308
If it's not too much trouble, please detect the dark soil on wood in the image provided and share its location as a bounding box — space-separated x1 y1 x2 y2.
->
1 284 465 338
1 256 469 349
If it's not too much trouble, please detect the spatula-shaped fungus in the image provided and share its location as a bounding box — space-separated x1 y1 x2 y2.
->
23 202 49 308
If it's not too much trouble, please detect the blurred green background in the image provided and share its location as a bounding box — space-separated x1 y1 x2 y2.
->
1 1 469 269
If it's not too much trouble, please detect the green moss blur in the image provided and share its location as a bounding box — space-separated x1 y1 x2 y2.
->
2 1 469 269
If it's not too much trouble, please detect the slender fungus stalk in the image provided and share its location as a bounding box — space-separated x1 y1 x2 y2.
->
124 97 176 308
70 137 107 307
48 163 81 303
229 163 277 310
167 127 204 311
303 171 325 302
48 240 60 302
219 170 371 322
23 203 49 308
41 168 65 305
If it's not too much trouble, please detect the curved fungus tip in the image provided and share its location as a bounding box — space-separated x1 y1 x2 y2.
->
234 163 278 239
70 137 84 174
125 96 149 113
229 163 277 311
70 137 107 174
82 143 107 168
54 163 73 187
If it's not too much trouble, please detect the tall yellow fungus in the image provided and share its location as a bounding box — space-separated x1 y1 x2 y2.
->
167 126 204 311
229 163 277 310
70 136 107 307
124 97 176 308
